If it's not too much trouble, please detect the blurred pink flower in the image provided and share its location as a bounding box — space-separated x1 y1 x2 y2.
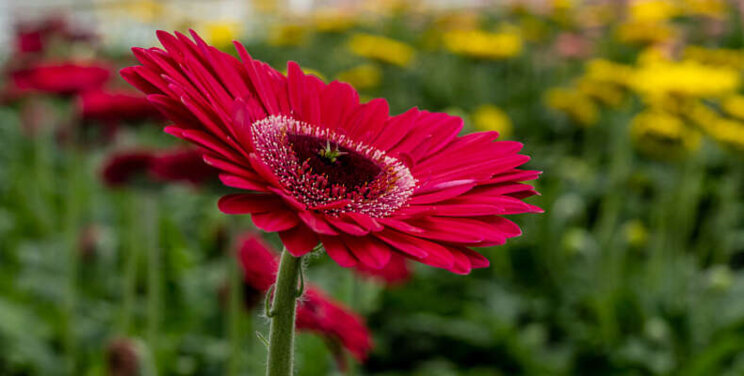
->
555 32 592 59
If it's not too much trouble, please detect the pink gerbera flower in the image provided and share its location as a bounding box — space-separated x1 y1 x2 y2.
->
122 30 541 274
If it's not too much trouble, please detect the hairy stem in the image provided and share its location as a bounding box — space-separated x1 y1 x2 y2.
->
266 249 302 376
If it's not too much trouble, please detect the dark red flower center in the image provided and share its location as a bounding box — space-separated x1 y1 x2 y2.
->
288 134 382 190
251 115 417 217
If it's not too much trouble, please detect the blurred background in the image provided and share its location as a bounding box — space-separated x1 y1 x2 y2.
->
4 0 744 375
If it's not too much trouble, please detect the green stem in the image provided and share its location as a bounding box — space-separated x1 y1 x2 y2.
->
228 228 243 376
63 151 82 375
119 192 138 334
144 194 160 366
266 249 302 376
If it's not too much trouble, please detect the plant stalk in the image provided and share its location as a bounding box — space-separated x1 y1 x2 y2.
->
266 249 302 376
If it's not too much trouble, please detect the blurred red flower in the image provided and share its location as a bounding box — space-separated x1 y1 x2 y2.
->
78 89 162 124
10 62 110 96
237 233 373 366
149 148 220 185
101 150 154 187
124 30 541 275
106 338 140 376
101 148 218 187
13 17 95 56
14 17 68 54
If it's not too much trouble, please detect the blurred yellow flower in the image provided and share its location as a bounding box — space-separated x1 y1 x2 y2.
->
577 79 625 107
202 22 242 49
545 88 599 127
576 59 633 107
616 20 677 45
623 219 649 248
337 64 382 90
683 46 744 70
722 96 744 120
630 60 740 99
312 10 356 33
442 28 523 60
348 33 415 67
702 117 744 150
268 23 310 47
518 17 551 42
682 0 726 18
629 0 679 22
576 3 618 28
119 0 166 23
630 110 701 158
584 59 634 87
362 0 416 16
253 0 279 14
551 0 575 12
471 105 513 138
685 100 719 125
432 11 481 32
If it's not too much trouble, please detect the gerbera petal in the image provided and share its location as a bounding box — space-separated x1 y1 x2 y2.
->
344 213 383 232
217 193 284 214
373 230 430 259
341 235 392 270
458 247 490 269
202 153 259 179
409 182 476 204
279 224 319 257
297 211 339 235
448 247 472 275
320 236 358 267
219 174 267 191
328 217 369 236
252 210 299 232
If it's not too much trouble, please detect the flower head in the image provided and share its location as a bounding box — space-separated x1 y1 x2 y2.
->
122 30 540 274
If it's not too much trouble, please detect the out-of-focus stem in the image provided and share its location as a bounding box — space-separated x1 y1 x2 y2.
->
228 224 243 376
119 192 138 333
144 194 160 368
63 149 83 375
